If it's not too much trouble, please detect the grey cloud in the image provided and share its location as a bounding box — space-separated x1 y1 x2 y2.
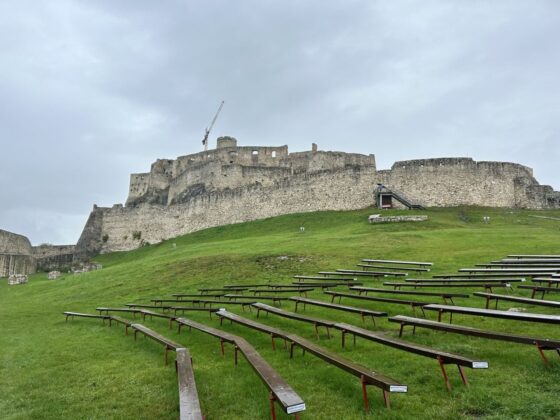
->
1 0 559 244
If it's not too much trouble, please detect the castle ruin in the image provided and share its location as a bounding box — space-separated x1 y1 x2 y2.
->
73 136 560 258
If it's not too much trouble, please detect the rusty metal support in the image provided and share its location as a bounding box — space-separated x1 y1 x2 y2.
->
360 375 369 411
437 356 451 391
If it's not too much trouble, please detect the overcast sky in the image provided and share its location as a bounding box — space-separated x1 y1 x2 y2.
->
1 1 559 245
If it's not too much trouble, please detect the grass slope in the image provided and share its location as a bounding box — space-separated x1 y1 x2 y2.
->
1 207 560 419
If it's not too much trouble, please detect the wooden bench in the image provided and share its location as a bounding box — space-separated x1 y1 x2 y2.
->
477 263 560 268
334 322 487 391
224 294 287 306
293 275 357 281
507 254 560 259
459 268 560 276
176 348 203 420
125 303 174 313
292 281 362 288
96 307 141 316
153 299 256 309
170 306 219 317
175 316 306 418
405 278 524 284
290 297 387 324
361 259 432 267
532 277 560 287
63 311 111 323
423 304 560 325
336 269 408 277
131 323 184 365
319 271 386 277
473 292 560 310
433 273 528 279
350 286 469 304
389 315 560 365
252 302 336 338
384 282 510 293
518 285 560 299
215 309 407 411
199 287 248 293
325 291 432 316
172 293 226 299
250 287 314 297
357 263 430 272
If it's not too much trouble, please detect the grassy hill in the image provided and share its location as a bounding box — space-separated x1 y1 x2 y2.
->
1 207 560 419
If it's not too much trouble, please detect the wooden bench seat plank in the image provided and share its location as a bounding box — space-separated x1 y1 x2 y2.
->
357 263 430 272
361 259 433 266
334 322 488 368
293 275 357 281
319 271 384 277
336 269 408 277
405 278 524 283
325 291 432 307
423 304 560 324
384 282 510 289
350 286 469 298
389 315 560 349
292 281 362 288
176 348 203 420
289 297 387 317
473 292 560 309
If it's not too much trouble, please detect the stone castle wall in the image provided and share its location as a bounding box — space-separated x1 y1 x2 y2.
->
85 165 378 252
32 244 76 272
0 229 36 277
72 138 560 257
377 158 545 208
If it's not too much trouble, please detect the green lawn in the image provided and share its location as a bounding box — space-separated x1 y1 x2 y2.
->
1 207 560 419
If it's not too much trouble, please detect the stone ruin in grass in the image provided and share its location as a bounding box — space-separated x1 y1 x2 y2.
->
8 274 28 285
48 271 61 280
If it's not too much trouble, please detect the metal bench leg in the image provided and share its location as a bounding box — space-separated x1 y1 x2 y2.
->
535 343 550 365
125 325 129 336
412 326 416 335
234 346 239 366
270 334 276 351
164 347 168 366
360 375 369 411
437 356 452 391
326 327 331 339
341 330 346 348
371 315 376 326
269 392 277 420
314 323 320 340
294 302 299 313
220 339 225 356
458 365 469 386
383 389 391 409
289 342 295 359
398 323 405 337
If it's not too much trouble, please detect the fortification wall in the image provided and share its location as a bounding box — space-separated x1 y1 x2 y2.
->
0 229 36 277
97 165 377 252
32 244 76 272
377 158 538 207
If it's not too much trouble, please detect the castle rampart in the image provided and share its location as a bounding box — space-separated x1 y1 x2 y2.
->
73 137 560 257
0 229 36 277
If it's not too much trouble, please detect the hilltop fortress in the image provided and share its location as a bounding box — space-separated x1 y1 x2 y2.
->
70 136 560 259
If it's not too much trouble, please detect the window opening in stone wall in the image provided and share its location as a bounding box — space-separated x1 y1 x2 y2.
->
252 150 259 155
272 151 276 158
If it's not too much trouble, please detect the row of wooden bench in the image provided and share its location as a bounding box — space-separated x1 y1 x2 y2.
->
63 312 203 420
64 310 306 419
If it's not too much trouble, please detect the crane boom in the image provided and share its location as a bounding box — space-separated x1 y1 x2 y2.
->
202 100 225 151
